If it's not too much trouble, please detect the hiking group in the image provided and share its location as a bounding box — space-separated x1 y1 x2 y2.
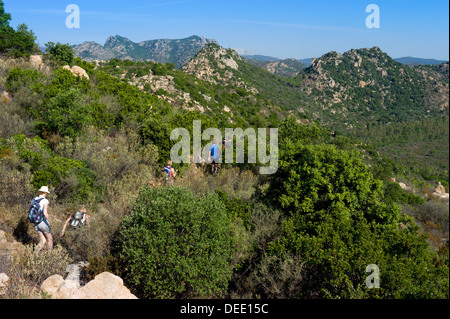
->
27 186 90 252
162 138 228 184
28 139 230 251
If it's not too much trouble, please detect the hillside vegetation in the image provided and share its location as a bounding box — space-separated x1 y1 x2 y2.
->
0 3 448 299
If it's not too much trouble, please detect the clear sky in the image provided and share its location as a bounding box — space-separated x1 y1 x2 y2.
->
4 0 449 60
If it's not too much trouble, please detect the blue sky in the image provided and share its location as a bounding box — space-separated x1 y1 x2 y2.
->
4 0 449 60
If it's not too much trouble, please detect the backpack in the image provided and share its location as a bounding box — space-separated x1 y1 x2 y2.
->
28 197 44 224
164 166 172 180
70 211 86 228
211 145 217 158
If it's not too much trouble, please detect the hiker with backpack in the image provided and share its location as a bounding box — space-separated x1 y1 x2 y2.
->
209 140 221 175
59 206 90 238
163 160 178 186
28 186 53 251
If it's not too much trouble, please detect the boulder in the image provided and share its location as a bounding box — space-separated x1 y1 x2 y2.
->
1 91 12 103
62 65 90 80
41 272 137 299
435 182 446 195
40 274 65 297
56 279 80 299
30 55 43 67
71 66 90 80
70 272 137 299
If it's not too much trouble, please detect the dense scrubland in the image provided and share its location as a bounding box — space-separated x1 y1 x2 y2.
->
0 3 448 299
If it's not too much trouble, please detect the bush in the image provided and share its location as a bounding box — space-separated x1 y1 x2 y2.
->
45 42 74 65
119 186 233 299
266 142 449 298
0 24 37 58
5 67 46 94
5 245 72 298
45 88 89 138
416 200 449 234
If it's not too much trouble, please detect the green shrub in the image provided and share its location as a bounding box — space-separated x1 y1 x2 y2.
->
267 142 449 298
45 42 74 65
3 134 51 171
44 88 112 138
0 24 37 58
119 186 233 299
32 155 99 201
5 68 46 94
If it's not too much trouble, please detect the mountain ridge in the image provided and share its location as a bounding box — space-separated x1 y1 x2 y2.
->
294 47 449 130
73 35 218 68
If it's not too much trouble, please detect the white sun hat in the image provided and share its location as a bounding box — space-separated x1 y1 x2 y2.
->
38 186 50 194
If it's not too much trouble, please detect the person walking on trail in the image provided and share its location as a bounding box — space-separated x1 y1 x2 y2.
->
28 186 53 251
59 206 90 238
163 160 178 186
209 140 221 175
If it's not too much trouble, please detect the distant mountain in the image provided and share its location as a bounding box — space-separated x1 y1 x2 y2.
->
295 47 449 129
299 58 314 66
245 58 306 77
395 57 447 66
72 35 218 68
241 54 281 62
180 43 314 120
242 54 448 69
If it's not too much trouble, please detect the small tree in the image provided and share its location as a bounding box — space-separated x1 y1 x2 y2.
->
267 142 449 298
45 41 74 65
0 2 36 57
0 0 11 28
119 186 233 299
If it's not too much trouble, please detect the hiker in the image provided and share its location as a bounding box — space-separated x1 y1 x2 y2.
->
163 160 178 186
28 186 53 251
59 206 90 238
209 140 221 175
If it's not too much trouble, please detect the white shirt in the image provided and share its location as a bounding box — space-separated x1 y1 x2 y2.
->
35 195 49 213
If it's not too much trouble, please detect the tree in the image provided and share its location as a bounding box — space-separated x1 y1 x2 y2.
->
266 142 448 298
0 2 36 57
45 42 74 65
119 187 233 299
0 0 11 27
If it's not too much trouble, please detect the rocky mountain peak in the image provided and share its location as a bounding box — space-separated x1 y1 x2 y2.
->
73 35 218 68
182 43 257 94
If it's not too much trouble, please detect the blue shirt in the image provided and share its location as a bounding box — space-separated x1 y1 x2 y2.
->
210 144 220 159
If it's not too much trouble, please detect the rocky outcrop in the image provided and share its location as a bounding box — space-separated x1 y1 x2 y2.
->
62 65 90 80
399 182 412 192
41 272 137 299
432 182 449 201
26 54 51 74
296 47 449 125
29 55 43 68
182 44 258 95
1 91 11 103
